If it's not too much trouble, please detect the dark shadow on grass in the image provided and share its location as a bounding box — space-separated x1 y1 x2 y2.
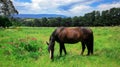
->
51 53 94 61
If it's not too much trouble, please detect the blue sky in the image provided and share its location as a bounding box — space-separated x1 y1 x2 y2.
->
12 0 120 16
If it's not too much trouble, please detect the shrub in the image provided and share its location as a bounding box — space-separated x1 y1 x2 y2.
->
0 16 12 28
3 37 41 60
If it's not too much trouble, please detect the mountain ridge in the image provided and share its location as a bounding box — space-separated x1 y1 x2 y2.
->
13 14 67 18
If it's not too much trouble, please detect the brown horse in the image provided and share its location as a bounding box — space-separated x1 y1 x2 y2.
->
46 27 94 59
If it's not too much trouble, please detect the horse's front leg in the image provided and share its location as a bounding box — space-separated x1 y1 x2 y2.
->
62 43 67 55
59 43 67 56
59 44 62 56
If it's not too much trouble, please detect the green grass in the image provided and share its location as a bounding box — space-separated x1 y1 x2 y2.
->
0 27 120 67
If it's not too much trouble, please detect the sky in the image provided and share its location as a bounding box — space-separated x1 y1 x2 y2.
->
12 0 120 16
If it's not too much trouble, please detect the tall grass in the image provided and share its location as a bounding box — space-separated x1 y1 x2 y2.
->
0 27 120 67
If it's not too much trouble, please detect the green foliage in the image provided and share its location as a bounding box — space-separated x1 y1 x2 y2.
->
0 33 41 60
0 16 12 28
11 19 22 27
0 0 18 16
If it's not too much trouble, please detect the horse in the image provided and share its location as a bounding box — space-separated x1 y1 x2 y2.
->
46 27 94 59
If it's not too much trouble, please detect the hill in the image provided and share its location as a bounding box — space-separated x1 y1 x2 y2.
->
12 14 67 18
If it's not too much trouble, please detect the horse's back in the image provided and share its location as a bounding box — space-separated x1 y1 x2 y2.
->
55 27 92 43
56 27 92 35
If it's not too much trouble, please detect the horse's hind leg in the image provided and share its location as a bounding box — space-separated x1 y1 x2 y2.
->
86 42 91 55
81 42 86 55
90 33 94 55
90 41 93 55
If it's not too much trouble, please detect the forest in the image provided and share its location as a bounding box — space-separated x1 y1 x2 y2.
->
0 7 120 27
17 7 120 27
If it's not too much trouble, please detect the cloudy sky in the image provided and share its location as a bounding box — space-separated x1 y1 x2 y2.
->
12 0 120 16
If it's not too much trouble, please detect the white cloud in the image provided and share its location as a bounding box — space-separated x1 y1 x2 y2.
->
59 5 93 16
71 5 93 16
12 0 120 16
97 2 120 11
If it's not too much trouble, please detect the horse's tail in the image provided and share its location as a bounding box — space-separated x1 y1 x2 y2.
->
90 32 94 55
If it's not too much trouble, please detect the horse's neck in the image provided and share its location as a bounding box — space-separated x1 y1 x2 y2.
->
49 36 55 48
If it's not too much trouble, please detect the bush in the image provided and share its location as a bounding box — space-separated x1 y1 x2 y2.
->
2 37 41 60
0 16 12 28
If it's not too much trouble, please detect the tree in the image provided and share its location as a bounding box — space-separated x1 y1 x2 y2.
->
41 17 48 26
55 17 62 26
34 19 41 27
49 18 57 27
0 0 18 16
93 11 101 26
0 16 12 28
0 0 18 28
72 16 80 26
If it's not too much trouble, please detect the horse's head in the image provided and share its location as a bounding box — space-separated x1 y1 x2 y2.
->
46 41 51 53
46 36 55 59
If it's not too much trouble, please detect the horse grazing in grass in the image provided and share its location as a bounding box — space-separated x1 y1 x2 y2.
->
46 27 94 59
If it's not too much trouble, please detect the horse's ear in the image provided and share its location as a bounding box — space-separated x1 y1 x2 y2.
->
46 41 49 46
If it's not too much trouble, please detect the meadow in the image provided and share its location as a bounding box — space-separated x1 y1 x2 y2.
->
0 27 120 67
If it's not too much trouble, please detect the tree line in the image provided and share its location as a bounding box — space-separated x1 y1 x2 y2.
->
0 7 120 27
21 7 120 27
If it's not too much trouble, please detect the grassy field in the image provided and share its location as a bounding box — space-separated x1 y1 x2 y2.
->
0 27 120 67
